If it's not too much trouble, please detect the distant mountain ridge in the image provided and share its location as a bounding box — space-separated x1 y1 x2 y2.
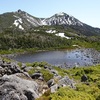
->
42 12 83 26
0 9 100 36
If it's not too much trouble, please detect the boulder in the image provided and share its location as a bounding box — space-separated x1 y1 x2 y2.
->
0 62 22 76
44 65 49 69
81 74 88 82
0 73 39 100
38 76 44 81
0 60 3 66
50 84 58 93
21 63 26 69
50 69 58 76
48 76 76 90
58 76 76 89
24 66 33 72
0 66 5 76
36 66 42 70
47 79 55 87
31 73 42 79
54 75 62 80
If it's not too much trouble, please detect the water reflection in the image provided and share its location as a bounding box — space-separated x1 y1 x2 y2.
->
12 48 100 68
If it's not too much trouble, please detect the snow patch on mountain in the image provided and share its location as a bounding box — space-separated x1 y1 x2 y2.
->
68 17 72 25
46 30 56 33
18 18 23 24
56 12 65 16
13 18 23 26
12 10 84 30
27 19 32 23
34 29 40 32
13 15 20 19
41 19 48 25
42 13 84 26
25 14 42 26
72 45 79 47
13 18 24 30
19 25 24 30
77 21 83 26
13 20 19 27
55 33 71 39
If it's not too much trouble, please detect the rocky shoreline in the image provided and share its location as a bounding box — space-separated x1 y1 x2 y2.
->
0 58 76 100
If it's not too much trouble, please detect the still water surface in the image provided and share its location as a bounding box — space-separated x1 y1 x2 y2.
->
12 48 100 67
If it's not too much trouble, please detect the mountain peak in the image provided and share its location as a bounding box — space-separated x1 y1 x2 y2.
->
17 9 24 13
43 12 83 26
56 12 66 16
0 10 100 36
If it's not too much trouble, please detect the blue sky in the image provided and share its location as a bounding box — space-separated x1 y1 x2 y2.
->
0 0 100 28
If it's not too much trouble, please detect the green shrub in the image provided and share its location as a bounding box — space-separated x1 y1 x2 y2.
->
75 70 85 76
28 69 35 75
17 62 22 68
40 69 53 82
53 66 68 76
84 68 94 74
27 61 50 68
50 87 95 100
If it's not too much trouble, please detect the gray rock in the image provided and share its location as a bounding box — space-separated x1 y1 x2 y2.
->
0 66 4 76
50 76 76 93
58 76 76 89
21 63 26 69
36 66 42 70
50 84 58 93
50 69 58 76
0 62 22 75
44 65 49 69
54 75 62 80
7 69 12 74
44 65 52 70
38 76 44 81
47 79 55 87
22 72 32 79
42 85 49 94
31 73 42 79
24 66 33 72
0 60 3 65
0 73 39 100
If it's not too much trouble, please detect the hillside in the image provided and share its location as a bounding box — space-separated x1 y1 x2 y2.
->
0 9 100 100
0 57 100 100
0 9 100 36
0 10 100 52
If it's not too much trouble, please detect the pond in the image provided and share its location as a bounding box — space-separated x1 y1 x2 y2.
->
11 48 100 68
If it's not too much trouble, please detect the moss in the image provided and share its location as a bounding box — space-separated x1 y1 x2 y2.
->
17 62 22 68
50 87 95 100
26 61 50 68
28 69 35 75
2 57 12 63
53 66 69 77
40 69 53 82
26 62 33 67
39 64 100 99
76 83 100 99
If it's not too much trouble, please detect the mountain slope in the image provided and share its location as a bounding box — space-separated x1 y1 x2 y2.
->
0 10 100 36
42 12 100 36
0 10 100 51
42 12 83 26
0 10 42 32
